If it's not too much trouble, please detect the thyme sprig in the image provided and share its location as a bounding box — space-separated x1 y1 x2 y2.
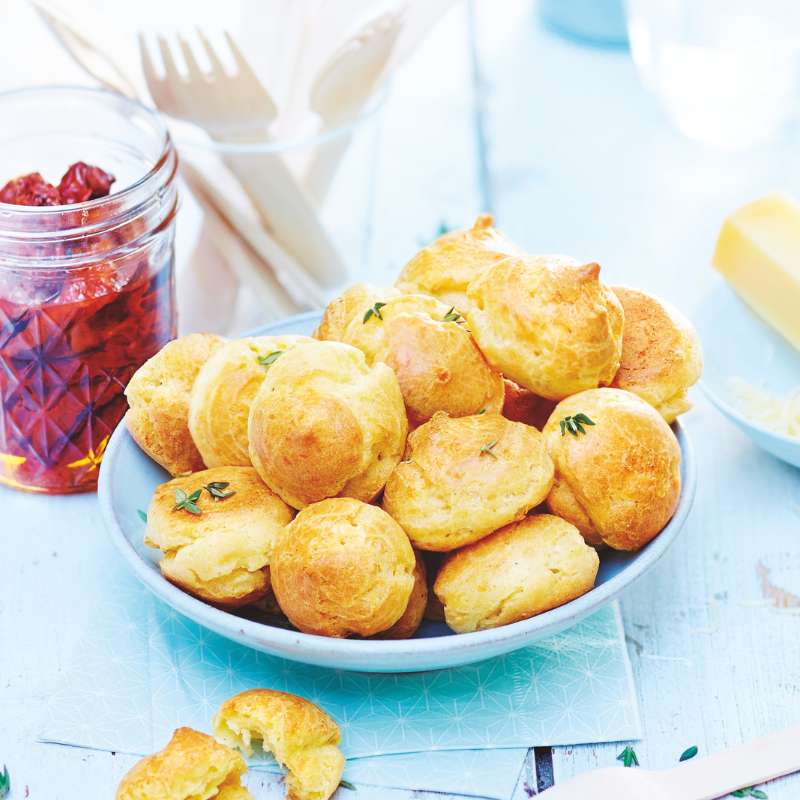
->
363 302 386 323
731 789 768 798
679 745 698 762
0 765 9 799
616 745 638 767
560 413 595 437
173 488 202 516
443 307 466 324
479 439 499 459
257 350 283 368
204 481 236 501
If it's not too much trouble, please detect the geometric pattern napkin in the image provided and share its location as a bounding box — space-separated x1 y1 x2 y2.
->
39 568 639 796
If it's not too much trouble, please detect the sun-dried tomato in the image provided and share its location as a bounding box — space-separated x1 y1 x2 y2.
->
0 157 172 495
0 172 61 206
0 162 115 206
57 162 116 204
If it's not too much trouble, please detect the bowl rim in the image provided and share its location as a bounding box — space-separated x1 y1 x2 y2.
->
99 364 696 669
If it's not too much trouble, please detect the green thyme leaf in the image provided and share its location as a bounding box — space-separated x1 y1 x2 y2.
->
750 790 768 799
204 481 236 501
257 350 283 368
362 302 387 323
137 509 148 523
443 306 465 324
173 487 202 516
560 413 595 436
339 779 356 791
616 745 639 768
479 439 499 459
0 765 10 799
679 745 698 762
477 407 487 415
731 790 768 799
436 221 450 237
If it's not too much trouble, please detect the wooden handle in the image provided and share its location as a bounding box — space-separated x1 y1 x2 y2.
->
303 133 352 206
223 151 347 289
181 162 326 310
658 725 800 799
177 224 240 334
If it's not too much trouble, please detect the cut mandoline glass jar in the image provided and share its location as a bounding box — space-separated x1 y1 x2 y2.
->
0 87 178 494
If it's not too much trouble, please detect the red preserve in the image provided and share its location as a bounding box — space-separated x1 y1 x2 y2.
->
0 89 178 494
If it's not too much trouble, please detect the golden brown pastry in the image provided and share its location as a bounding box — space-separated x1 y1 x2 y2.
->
270 498 415 637
395 214 521 308
313 283 401 342
376 551 428 639
542 388 681 551
382 412 554 551
383 414 553 552
214 689 344 800
189 335 314 468
315 284 504 426
465 256 624 400
248 340 407 509
610 286 703 423
434 514 599 633
145 466 294 607
501 379 557 430
116 727 250 800
125 333 226 475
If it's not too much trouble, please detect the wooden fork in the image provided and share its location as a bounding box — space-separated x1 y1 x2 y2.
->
540 725 800 799
140 30 347 289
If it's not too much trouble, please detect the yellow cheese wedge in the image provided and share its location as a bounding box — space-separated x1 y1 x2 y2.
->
713 193 800 350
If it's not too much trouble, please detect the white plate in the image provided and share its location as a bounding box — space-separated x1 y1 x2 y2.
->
98 312 697 672
695 282 800 468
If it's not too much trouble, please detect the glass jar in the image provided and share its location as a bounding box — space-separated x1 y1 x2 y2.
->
0 87 178 494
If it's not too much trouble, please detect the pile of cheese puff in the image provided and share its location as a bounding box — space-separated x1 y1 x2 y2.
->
126 215 702 639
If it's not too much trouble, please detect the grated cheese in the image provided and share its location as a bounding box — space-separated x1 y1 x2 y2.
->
730 377 800 439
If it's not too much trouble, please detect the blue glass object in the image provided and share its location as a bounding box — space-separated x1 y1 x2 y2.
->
539 0 629 48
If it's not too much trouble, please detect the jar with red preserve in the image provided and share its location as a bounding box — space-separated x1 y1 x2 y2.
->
0 88 178 493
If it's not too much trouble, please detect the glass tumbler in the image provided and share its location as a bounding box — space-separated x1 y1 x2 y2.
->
0 87 178 494
626 0 800 149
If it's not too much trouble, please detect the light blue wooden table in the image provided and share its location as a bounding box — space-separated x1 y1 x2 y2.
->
3 1 800 797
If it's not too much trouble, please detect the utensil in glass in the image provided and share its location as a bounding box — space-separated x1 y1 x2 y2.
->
305 7 404 204
140 29 347 289
180 162 323 311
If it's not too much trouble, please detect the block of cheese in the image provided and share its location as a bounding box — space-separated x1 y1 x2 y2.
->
713 193 800 350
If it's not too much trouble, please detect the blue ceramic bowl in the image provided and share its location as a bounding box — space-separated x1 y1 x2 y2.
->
99 313 696 672
695 283 800 469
